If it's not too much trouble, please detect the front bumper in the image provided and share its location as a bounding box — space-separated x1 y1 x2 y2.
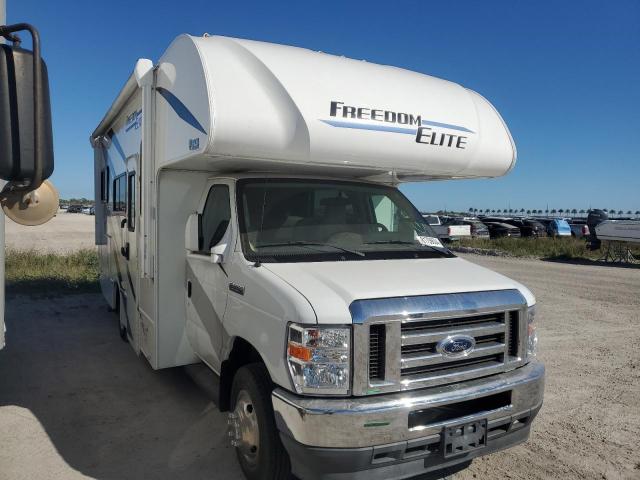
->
272 361 544 479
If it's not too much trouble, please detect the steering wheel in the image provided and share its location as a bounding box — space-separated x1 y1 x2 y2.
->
375 223 389 233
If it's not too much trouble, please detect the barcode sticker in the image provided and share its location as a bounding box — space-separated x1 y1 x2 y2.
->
417 236 443 248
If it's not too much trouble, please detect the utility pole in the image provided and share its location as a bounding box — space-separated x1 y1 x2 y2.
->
0 0 6 349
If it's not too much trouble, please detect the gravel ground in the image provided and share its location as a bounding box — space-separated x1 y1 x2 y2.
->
5 212 95 252
456 255 640 480
0 254 638 479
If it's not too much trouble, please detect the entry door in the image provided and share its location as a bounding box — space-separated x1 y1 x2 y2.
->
119 156 139 350
185 183 232 371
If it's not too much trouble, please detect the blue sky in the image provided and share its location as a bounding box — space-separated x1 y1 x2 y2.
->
7 0 640 212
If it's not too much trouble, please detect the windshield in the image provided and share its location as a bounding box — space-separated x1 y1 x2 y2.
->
237 179 453 263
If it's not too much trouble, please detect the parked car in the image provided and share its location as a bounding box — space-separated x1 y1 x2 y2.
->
460 218 490 238
523 219 548 238
67 204 83 213
482 217 547 238
482 221 522 239
422 215 471 241
568 219 590 238
538 218 572 237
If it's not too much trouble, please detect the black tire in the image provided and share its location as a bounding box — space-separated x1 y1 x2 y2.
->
230 363 291 480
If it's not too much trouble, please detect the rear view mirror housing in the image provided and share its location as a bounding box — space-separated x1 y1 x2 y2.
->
0 24 54 188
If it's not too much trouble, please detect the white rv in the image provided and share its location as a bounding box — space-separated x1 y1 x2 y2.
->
91 35 544 480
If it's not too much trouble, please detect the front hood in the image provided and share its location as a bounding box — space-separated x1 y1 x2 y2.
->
264 257 534 324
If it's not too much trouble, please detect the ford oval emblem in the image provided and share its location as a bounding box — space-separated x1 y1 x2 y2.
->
436 335 476 357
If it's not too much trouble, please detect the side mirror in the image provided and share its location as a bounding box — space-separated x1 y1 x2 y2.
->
0 24 54 188
210 223 232 264
185 213 200 252
210 243 226 264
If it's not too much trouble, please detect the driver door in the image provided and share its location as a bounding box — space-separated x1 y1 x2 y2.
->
185 182 233 371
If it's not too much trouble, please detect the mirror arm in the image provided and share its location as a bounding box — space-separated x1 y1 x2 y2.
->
0 23 43 191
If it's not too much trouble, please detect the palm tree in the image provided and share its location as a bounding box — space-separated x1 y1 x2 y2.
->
618 210 623 216
551 209 557 214
635 210 640 218
526 209 531 215
469 207 474 214
579 209 585 216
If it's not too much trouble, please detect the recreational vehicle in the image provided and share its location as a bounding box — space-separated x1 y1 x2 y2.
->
91 35 544 480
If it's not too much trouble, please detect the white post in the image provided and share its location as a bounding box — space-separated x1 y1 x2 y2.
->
0 0 6 350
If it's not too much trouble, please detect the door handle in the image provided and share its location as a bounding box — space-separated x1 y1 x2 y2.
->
187 280 192 298
121 218 127 228
121 242 130 260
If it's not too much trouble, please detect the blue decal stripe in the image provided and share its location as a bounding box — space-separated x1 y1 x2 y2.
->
320 119 416 135
110 133 126 161
421 119 474 134
156 87 207 135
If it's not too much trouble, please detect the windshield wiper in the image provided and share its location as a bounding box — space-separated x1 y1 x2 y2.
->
256 241 365 257
364 240 448 252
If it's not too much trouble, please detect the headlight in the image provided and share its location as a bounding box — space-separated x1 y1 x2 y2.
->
526 304 538 357
287 324 350 395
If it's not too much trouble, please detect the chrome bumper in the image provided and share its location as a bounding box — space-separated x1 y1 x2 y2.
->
272 361 544 449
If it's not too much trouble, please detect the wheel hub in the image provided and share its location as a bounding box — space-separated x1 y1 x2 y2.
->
228 389 260 467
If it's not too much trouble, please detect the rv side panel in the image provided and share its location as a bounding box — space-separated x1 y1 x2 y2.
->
155 169 208 368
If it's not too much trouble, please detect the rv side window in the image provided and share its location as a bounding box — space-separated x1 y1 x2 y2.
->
100 170 106 202
105 169 110 202
127 172 136 231
112 174 126 213
200 185 231 252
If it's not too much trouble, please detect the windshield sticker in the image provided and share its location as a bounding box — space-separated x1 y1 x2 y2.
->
417 236 443 248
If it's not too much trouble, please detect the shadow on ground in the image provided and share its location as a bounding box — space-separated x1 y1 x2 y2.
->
542 255 640 269
0 291 244 480
5 279 101 295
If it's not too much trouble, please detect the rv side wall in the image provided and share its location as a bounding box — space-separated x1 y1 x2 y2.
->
155 169 208 368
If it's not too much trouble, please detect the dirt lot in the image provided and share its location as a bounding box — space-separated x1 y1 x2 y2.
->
0 255 638 480
5 212 95 252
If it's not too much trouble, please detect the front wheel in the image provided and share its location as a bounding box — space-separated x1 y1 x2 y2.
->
229 364 291 480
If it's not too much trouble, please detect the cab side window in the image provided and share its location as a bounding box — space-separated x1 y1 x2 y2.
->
200 185 231 251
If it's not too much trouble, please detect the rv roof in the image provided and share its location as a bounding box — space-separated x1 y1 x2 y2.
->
93 34 517 182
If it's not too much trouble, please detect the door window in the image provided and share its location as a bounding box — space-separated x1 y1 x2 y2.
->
127 172 136 231
200 185 231 252
112 174 126 213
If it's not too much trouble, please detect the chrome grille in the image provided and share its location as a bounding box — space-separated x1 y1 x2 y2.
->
399 311 510 386
350 290 528 396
